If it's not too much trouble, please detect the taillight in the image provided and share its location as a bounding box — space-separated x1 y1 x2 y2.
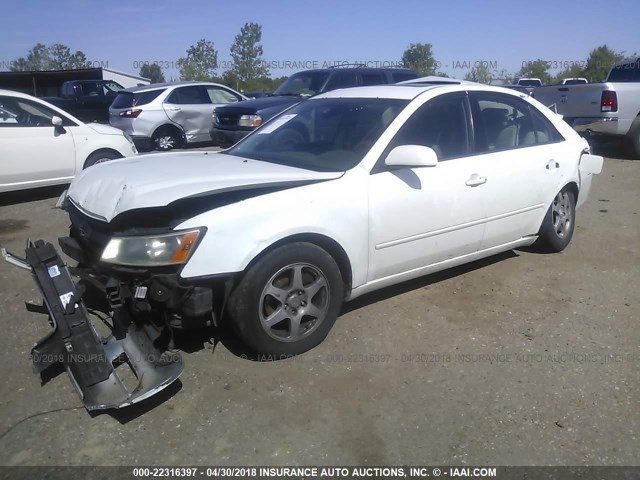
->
600 91 617 112
119 109 142 118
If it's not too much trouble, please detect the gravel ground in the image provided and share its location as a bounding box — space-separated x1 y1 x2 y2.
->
0 145 637 466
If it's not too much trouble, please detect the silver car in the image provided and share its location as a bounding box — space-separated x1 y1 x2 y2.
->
109 81 247 150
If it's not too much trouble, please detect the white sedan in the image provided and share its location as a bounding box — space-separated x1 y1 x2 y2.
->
0 89 137 193
51 84 604 358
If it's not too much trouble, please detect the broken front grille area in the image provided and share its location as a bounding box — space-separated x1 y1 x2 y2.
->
64 202 113 265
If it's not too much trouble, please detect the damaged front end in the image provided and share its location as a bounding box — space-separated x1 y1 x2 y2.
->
2 240 184 411
2 198 224 411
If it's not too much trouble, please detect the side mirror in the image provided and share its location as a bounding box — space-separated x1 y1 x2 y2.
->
385 145 438 168
52 115 66 134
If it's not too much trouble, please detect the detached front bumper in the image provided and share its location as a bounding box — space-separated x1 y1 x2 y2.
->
2 241 184 411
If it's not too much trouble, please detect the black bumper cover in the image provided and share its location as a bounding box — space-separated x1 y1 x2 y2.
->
7 240 184 411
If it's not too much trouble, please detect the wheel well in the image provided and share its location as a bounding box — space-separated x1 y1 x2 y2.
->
83 148 122 169
247 234 353 298
564 181 578 202
152 123 184 140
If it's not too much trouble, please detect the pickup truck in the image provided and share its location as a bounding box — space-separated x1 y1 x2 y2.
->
210 66 419 147
42 80 124 123
534 57 640 158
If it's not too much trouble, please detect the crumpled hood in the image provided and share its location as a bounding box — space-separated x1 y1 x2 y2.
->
67 152 342 222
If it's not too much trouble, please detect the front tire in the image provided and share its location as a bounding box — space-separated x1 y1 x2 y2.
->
228 242 344 356
532 188 576 252
84 150 122 169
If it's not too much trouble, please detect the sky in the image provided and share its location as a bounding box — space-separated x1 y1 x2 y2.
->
1 0 639 80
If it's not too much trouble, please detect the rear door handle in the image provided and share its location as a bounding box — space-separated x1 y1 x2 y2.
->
546 159 560 169
167 106 181 111
465 173 487 187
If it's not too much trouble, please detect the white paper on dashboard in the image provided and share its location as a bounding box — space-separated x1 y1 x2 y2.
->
258 114 298 134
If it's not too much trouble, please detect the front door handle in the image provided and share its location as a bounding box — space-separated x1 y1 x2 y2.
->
546 159 560 169
465 173 487 187
167 106 181 111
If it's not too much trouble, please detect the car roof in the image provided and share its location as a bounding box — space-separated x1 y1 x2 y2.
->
0 88 35 98
289 67 417 74
398 76 477 86
315 84 532 101
120 81 229 93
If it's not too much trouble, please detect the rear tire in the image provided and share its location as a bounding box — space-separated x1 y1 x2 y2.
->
84 150 122 169
532 187 576 253
153 126 183 151
228 242 344 356
623 116 640 159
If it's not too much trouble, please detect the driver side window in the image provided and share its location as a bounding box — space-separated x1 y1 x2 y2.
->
387 93 471 161
0 96 63 128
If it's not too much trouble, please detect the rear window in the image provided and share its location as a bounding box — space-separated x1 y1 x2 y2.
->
562 79 587 85
607 61 639 82
518 79 543 87
111 89 165 109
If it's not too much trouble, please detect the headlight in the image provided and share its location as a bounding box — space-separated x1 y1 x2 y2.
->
101 228 203 266
238 114 262 127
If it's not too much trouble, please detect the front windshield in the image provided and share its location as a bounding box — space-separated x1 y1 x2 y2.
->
273 72 330 97
226 97 409 172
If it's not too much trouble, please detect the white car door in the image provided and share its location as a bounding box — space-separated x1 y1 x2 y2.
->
468 92 565 249
0 95 76 191
367 93 487 281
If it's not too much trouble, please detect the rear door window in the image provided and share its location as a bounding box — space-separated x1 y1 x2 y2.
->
470 92 537 152
166 86 210 105
324 72 359 91
360 72 385 86
528 106 564 144
81 82 102 97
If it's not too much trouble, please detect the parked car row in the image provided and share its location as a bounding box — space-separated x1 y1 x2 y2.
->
108 66 419 150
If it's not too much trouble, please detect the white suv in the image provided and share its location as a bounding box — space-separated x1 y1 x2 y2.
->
109 81 247 151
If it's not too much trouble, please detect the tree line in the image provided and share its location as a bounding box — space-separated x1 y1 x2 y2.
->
8 26 633 92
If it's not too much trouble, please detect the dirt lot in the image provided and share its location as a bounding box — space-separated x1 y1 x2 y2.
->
0 147 638 466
